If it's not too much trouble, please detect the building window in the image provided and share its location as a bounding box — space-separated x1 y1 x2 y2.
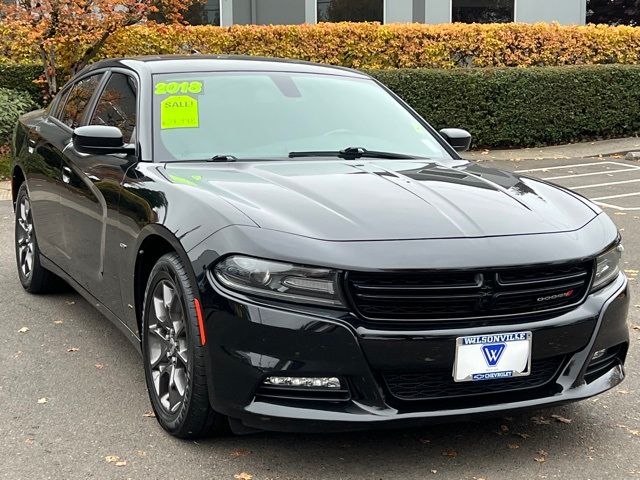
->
317 0 384 23
232 0 306 25
452 0 515 23
587 0 640 25
183 0 220 25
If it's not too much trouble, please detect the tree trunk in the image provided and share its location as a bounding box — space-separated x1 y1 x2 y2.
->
39 45 57 97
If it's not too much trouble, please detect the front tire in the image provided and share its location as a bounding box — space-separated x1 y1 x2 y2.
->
141 252 226 438
14 183 57 293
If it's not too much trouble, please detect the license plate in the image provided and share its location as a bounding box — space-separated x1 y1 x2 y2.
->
453 332 532 382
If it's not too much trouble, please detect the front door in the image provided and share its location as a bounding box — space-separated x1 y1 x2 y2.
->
60 71 138 318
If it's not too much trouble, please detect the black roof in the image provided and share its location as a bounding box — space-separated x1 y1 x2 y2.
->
85 55 368 78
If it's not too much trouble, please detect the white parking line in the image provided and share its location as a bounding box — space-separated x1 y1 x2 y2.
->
594 201 640 211
572 178 640 190
591 191 640 201
515 161 638 173
543 168 640 181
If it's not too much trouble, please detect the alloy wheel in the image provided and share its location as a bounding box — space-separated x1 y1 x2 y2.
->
147 279 189 414
16 195 35 279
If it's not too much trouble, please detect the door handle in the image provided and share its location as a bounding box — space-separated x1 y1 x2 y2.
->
62 166 71 184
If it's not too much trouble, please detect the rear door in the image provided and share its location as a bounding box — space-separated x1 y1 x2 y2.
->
59 70 139 317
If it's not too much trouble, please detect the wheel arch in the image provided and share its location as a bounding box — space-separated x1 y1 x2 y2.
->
11 165 25 209
133 224 199 337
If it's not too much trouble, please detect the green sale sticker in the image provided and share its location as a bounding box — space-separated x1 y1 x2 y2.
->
161 95 199 129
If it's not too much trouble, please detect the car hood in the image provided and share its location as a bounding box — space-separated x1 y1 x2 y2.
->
162 160 598 241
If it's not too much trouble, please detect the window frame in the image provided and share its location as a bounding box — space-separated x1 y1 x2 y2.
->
50 71 108 132
315 0 387 24
449 0 517 23
83 68 141 156
87 69 140 147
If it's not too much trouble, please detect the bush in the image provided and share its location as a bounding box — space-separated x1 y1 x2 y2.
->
370 65 640 148
2 22 640 71
0 64 44 101
0 87 36 145
89 23 640 69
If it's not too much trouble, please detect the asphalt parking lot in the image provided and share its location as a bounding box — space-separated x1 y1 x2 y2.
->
1 157 639 480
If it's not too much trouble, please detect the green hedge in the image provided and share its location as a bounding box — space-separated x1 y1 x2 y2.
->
0 87 36 145
2 63 640 149
370 64 640 148
0 64 43 101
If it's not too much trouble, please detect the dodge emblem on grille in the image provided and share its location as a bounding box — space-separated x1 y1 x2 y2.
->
536 289 574 302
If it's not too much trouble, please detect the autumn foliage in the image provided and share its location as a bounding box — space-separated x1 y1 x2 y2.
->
1 22 640 77
0 0 195 95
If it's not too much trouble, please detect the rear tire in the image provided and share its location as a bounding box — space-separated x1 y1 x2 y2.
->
141 252 227 438
14 183 58 293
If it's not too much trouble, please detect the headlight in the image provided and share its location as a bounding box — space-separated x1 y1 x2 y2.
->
591 243 623 292
212 255 344 307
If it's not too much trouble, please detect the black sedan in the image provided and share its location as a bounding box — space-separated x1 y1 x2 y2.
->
12 56 629 438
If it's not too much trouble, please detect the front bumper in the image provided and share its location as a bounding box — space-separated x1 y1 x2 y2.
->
199 273 629 433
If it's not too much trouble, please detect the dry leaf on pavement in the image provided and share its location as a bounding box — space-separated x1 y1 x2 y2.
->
53 320 63 325
66 347 79 353
115 461 127 467
105 455 122 464
37 397 47 404
65 301 75 305
234 473 253 480
551 414 572 424
230 449 252 458
18 327 29 333
534 450 548 463
508 444 520 449
442 448 458 457
143 410 156 418
95 363 105 369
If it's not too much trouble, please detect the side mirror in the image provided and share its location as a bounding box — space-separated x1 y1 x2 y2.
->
72 125 134 155
439 128 472 152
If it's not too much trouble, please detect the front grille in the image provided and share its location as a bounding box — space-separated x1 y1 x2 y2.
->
382 356 565 402
346 261 592 324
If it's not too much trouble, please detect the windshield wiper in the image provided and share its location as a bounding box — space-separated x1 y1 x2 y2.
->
208 155 237 162
288 147 416 160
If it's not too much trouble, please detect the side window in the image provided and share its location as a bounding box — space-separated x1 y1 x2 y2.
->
50 88 72 120
60 74 102 129
90 73 137 143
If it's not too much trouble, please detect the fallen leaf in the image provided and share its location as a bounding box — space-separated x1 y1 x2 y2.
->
508 443 520 449
531 416 551 425
614 212 627 216
18 327 29 333
25 438 34 446
534 449 548 463
115 461 127 467
66 347 79 353
229 449 252 458
143 410 155 418
53 320 63 325
617 389 630 394
95 363 105 369
65 301 75 305
37 397 47 404
551 414 572 424
632 325 640 331
431 470 437 474
500 424 510 434
135 450 146 457
442 448 458 457
105 455 120 463
234 473 253 480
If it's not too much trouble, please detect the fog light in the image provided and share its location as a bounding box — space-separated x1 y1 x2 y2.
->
264 376 341 389
592 349 607 361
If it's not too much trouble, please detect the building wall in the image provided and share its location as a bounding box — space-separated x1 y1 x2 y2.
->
219 0 587 26
425 0 452 24
385 0 414 23
516 0 586 25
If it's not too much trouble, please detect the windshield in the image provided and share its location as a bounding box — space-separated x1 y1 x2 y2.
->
152 71 452 161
